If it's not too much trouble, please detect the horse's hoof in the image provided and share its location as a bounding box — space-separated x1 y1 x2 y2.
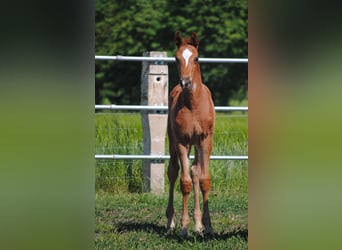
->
179 228 189 237
203 228 214 237
194 230 204 238
194 223 203 234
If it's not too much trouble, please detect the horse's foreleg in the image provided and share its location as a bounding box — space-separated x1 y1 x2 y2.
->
178 143 191 236
200 175 212 234
200 137 213 235
166 155 179 231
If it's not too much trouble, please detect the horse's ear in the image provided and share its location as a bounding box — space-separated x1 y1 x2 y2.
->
190 32 199 48
174 31 182 47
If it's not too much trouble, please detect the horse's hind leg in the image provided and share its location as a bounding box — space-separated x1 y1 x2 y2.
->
191 147 203 234
166 147 179 231
200 174 212 235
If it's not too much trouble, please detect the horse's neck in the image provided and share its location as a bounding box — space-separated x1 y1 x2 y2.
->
182 81 203 110
192 69 202 91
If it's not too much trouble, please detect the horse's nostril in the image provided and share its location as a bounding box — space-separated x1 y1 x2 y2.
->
181 78 191 88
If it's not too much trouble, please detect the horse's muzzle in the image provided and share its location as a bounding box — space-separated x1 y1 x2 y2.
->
180 77 191 89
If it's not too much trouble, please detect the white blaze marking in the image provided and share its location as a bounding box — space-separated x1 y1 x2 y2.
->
182 48 192 67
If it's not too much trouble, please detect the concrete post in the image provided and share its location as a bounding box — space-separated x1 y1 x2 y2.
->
141 51 168 194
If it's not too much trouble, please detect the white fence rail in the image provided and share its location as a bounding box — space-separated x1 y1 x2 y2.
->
95 104 248 111
95 55 248 63
95 154 248 160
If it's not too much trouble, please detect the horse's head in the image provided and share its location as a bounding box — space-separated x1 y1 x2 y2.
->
174 32 200 89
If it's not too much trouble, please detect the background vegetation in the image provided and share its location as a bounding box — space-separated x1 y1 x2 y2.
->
95 0 248 106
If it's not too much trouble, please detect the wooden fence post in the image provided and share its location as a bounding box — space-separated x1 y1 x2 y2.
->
141 51 168 194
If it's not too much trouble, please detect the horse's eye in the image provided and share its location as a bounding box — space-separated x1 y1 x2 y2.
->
194 57 199 63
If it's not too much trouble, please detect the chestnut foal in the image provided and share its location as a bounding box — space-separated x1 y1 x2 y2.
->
166 32 215 236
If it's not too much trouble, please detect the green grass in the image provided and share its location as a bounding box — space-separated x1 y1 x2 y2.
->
95 112 144 193
95 191 247 249
95 111 248 248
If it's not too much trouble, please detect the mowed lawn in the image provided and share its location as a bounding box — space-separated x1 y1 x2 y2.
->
95 112 248 249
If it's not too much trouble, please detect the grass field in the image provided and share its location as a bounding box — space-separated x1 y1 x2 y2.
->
95 111 248 249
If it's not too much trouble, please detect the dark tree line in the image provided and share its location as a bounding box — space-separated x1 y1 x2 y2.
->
96 0 247 106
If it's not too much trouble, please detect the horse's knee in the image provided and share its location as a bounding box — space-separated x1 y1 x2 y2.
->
191 165 201 179
180 177 192 194
199 177 211 192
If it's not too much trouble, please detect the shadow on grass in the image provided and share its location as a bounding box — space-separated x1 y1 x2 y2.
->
116 222 247 242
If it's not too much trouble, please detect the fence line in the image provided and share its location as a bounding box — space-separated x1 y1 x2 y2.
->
95 154 248 160
95 104 248 111
95 55 248 63
95 107 248 161
95 53 248 167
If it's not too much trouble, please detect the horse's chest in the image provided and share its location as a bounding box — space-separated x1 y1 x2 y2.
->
174 111 208 142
